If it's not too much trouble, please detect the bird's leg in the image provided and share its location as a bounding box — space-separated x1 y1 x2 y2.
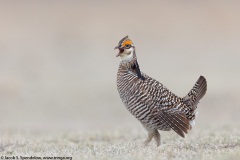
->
143 132 154 146
143 130 161 147
153 130 161 147
142 123 160 146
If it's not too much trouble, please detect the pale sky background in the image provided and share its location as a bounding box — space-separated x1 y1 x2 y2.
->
0 0 240 133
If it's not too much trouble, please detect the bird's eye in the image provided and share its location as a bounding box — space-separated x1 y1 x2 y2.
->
125 44 131 49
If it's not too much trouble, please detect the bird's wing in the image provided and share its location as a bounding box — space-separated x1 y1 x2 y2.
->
152 106 190 137
126 71 190 136
140 72 181 108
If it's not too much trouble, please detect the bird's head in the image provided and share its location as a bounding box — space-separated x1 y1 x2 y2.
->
114 35 135 61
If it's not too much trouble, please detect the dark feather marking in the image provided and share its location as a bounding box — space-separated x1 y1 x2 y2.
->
131 61 145 80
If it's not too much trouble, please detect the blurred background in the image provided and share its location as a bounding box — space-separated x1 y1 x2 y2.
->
0 0 240 133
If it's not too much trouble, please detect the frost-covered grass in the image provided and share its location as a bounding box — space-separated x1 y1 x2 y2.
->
0 127 240 160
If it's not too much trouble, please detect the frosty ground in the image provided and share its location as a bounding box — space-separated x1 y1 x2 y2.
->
0 126 239 160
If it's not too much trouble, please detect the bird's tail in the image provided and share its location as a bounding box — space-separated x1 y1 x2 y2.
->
183 76 207 127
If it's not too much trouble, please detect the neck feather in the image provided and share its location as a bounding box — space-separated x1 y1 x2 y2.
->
119 51 145 80
120 51 137 68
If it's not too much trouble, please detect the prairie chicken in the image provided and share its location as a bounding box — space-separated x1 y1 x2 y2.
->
115 36 207 146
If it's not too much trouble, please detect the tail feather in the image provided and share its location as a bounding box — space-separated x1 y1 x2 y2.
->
182 76 207 129
195 76 207 103
183 76 207 108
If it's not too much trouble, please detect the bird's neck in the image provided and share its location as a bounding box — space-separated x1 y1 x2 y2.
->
119 51 137 69
119 52 145 80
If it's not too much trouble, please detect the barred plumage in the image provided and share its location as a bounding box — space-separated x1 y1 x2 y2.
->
115 36 207 146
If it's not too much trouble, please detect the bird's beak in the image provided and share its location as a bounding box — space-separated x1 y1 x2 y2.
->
114 45 124 57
